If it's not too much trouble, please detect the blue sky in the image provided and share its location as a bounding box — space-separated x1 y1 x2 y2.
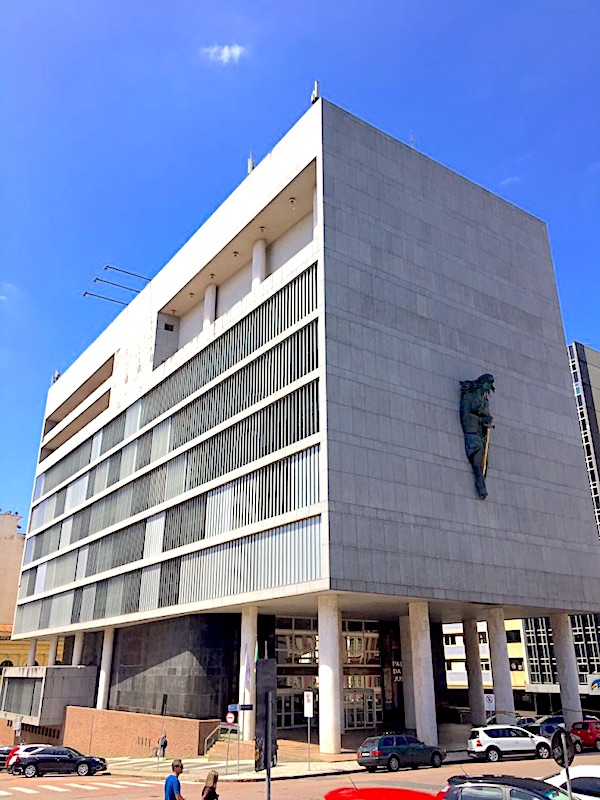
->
1 0 599 526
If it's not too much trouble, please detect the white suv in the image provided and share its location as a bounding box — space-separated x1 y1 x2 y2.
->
467 725 551 762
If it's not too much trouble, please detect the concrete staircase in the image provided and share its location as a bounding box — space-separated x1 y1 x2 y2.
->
206 730 363 763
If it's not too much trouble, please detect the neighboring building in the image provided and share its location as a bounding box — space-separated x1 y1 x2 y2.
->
6 100 600 755
443 620 528 699
522 343 600 712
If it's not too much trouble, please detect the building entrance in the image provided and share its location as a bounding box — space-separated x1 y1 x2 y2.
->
344 688 376 729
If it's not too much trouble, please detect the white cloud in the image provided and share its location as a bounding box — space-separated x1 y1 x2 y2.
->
0 296 7 302
202 43 247 65
499 176 521 187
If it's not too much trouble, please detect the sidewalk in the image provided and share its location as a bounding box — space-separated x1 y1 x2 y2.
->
106 750 469 783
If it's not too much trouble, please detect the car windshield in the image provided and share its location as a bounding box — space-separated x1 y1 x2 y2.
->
66 748 84 756
542 789 570 800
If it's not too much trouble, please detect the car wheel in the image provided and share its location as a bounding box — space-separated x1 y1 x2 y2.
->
387 755 401 772
366 767 377 773
431 752 443 768
595 740 600 752
486 747 501 763
77 762 90 777
537 744 551 759
574 740 583 754
24 764 38 778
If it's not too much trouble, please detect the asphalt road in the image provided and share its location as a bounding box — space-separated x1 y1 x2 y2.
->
1 753 599 800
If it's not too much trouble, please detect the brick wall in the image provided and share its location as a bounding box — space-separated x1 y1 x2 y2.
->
0 719 14 746
63 707 220 757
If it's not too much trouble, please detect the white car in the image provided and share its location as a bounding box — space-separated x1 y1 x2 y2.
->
467 725 552 762
544 765 600 800
7 745 49 773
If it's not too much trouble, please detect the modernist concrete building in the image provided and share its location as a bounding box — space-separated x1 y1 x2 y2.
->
522 343 600 710
7 100 600 753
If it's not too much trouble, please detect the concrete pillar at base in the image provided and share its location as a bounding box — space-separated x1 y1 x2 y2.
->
408 601 438 745
487 608 515 723
26 639 37 667
252 240 267 290
96 627 115 710
72 631 84 666
203 284 217 331
318 594 342 754
550 613 582 729
463 619 486 725
238 605 258 742
47 635 59 667
399 616 416 730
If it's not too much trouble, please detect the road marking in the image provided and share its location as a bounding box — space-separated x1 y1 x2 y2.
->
64 784 99 791
39 787 70 793
92 784 131 788
0 791 11 797
113 781 152 786
10 789 39 795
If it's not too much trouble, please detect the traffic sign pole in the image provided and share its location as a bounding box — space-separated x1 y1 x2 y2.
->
561 731 573 800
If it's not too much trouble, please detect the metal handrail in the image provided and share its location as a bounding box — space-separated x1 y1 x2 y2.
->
204 722 240 755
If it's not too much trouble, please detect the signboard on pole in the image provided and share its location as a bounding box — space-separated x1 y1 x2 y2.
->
484 693 495 713
304 691 314 718
226 711 236 725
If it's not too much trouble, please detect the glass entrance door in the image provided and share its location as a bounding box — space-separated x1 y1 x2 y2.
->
344 689 376 730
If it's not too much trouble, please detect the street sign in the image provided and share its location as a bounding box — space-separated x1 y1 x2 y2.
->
484 693 495 712
239 704 253 711
304 691 314 718
226 711 236 725
551 729 574 768
228 704 239 712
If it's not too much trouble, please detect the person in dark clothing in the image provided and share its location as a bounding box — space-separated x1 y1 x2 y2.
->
159 734 168 758
202 770 219 800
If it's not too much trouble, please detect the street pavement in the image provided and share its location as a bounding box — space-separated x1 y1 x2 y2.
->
0 752 598 800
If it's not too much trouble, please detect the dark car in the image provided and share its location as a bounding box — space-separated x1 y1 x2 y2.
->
356 733 446 772
13 746 107 778
439 775 571 800
0 746 12 770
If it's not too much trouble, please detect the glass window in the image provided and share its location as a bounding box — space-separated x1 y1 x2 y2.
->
405 736 420 744
381 736 394 747
506 629 522 643
510 790 535 800
460 787 503 800
395 736 408 746
570 779 600 798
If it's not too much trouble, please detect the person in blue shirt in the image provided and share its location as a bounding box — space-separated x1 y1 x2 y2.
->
165 759 185 800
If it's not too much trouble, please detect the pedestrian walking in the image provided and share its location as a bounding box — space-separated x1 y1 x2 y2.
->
164 759 185 800
159 734 168 758
202 770 219 800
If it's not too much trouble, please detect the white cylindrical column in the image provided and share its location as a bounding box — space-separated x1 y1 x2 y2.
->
72 631 84 666
399 615 416 730
408 601 438 744
96 627 115 710
203 284 217 331
47 636 59 667
487 608 515 723
26 639 37 667
238 606 258 742
318 594 342 754
252 239 267 290
550 613 582 729
463 619 486 725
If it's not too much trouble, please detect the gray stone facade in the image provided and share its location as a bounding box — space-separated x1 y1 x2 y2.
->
322 101 600 614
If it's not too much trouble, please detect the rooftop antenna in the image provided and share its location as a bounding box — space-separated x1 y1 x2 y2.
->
247 151 255 174
103 265 150 281
51 370 61 385
82 291 127 306
409 131 415 148
311 80 320 105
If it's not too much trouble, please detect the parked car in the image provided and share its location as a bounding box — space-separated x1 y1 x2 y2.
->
544 765 600 800
528 722 584 752
0 746 12 770
570 720 600 750
7 745 50 774
13 746 107 778
486 715 538 726
467 724 552 762
326 788 438 800
439 775 570 800
356 733 446 772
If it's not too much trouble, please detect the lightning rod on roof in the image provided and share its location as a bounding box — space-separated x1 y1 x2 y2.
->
311 81 320 105
248 151 255 175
